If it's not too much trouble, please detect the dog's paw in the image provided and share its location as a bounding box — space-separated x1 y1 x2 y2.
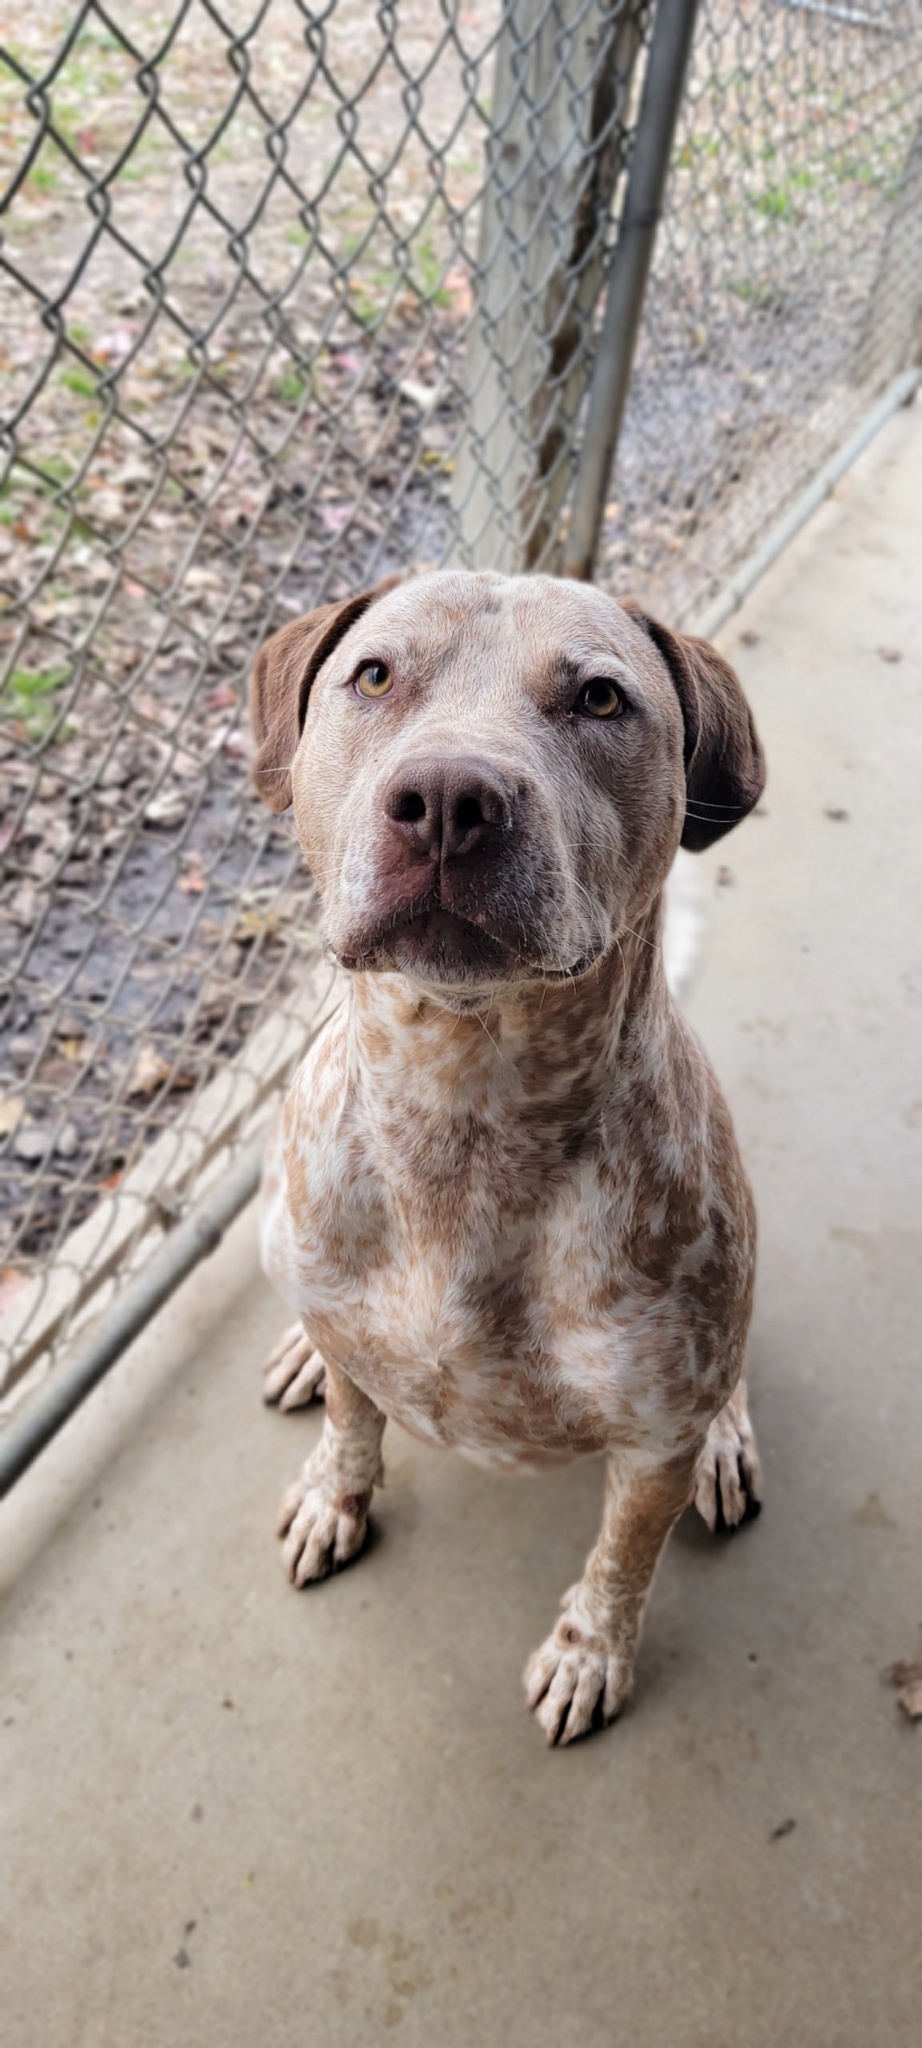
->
262 1324 327 1410
694 1394 762 1533
277 1466 371 1586
524 1618 632 1746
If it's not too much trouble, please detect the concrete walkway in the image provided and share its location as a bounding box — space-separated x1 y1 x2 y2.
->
2 404 921 2048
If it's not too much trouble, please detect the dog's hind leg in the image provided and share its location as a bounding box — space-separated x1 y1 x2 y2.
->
693 1376 762 1533
262 1321 327 1410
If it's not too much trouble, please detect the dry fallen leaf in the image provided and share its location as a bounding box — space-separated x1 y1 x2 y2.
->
144 787 188 828
0 1094 25 1139
128 1045 195 1097
232 905 285 944
13 1124 52 1163
883 1661 922 1721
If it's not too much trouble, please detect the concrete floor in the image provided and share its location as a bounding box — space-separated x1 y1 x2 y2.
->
2 404 921 2048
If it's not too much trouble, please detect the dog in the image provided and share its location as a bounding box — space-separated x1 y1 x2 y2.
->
250 569 765 1744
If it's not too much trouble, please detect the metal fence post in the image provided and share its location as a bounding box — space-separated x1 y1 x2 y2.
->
450 0 647 575
854 113 922 388
562 0 701 581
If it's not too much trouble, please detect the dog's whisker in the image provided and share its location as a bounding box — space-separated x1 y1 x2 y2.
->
621 923 659 956
473 1005 508 1065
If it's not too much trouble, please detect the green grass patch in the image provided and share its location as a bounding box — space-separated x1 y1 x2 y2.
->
412 237 451 307
725 276 786 310
60 366 98 399
28 161 59 193
2 666 71 742
274 368 308 404
754 186 796 221
40 453 72 486
678 134 720 168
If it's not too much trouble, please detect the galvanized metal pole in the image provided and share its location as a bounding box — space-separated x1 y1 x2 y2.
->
450 0 647 575
563 0 702 581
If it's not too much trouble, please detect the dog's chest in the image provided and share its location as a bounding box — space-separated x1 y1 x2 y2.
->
263 1026 693 1461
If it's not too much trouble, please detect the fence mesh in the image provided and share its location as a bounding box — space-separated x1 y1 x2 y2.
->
601 0 922 617
2 0 920 1406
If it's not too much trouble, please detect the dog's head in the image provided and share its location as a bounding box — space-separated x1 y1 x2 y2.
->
251 571 764 998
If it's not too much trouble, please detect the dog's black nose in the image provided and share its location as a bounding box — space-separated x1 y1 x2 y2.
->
384 754 512 860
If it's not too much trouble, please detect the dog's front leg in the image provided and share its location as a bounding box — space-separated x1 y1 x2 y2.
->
525 1446 699 1745
278 1360 385 1586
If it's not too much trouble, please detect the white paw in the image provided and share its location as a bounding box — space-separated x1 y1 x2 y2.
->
694 1401 762 1533
262 1324 327 1410
277 1465 371 1586
524 1617 632 1746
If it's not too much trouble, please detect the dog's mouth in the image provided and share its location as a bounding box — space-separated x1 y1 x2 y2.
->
336 906 603 989
338 907 516 982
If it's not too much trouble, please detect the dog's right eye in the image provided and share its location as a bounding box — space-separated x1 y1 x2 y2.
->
355 662 393 698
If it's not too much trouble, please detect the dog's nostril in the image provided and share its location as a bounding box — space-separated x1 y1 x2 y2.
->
454 794 485 833
391 789 427 824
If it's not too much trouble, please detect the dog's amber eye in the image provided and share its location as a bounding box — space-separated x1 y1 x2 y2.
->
356 662 393 698
576 678 623 719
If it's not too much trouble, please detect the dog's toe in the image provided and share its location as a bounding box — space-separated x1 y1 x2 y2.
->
278 1472 370 1586
279 1350 327 1411
524 1626 631 1745
262 1325 327 1408
695 1403 762 1534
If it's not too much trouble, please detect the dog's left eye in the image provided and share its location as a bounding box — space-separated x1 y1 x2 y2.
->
356 662 393 698
576 678 623 719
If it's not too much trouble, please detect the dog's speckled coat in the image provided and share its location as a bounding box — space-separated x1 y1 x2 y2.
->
251 570 766 1744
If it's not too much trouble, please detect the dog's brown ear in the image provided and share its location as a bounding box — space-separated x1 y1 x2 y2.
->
623 601 765 851
250 581 399 812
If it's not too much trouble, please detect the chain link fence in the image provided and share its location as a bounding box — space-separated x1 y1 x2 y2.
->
2 0 921 1424
594 0 922 617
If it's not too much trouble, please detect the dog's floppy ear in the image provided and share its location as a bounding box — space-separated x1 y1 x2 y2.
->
250 580 400 813
622 600 765 851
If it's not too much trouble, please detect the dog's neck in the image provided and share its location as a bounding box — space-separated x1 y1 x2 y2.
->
344 896 668 1141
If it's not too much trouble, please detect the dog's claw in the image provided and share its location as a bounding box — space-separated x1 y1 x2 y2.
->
262 1325 327 1409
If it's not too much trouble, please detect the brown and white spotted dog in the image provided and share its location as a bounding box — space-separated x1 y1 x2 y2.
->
250 570 766 1745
